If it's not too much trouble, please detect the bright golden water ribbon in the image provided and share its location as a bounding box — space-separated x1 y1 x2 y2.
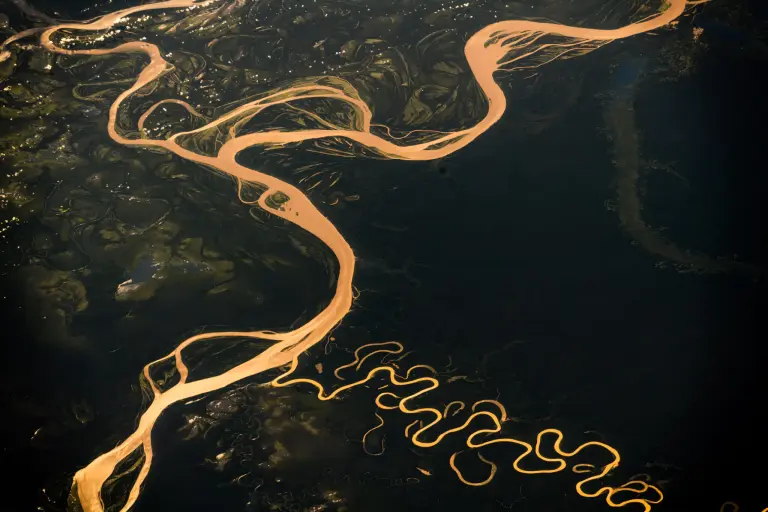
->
0 1 704 510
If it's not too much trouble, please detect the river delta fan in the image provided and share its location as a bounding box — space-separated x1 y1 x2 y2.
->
0 0 708 510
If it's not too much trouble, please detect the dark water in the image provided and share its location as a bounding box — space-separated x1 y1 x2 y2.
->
0 1 765 512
